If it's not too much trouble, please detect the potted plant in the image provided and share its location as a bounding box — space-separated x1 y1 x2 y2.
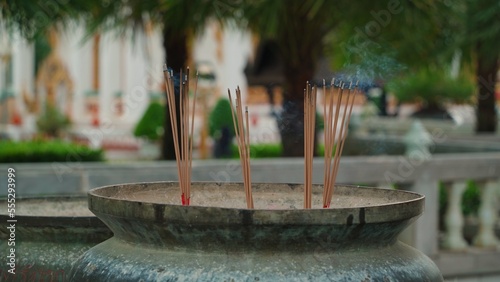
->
388 69 474 119
36 104 71 139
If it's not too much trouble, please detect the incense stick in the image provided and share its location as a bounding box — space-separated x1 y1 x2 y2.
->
323 82 344 207
162 65 197 206
304 83 317 208
228 88 254 209
322 80 357 208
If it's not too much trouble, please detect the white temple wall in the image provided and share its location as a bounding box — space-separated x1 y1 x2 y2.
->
99 33 121 125
59 26 91 124
10 35 34 134
121 32 151 127
193 21 252 102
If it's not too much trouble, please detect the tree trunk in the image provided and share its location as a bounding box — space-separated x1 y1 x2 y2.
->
279 62 315 157
274 3 324 157
475 52 498 133
161 27 188 160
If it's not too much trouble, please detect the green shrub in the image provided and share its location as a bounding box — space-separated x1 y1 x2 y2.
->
0 140 104 163
439 180 481 217
317 143 338 156
209 98 235 139
462 181 481 216
316 112 324 131
134 102 165 141
230 143 282 158
387 69 474 107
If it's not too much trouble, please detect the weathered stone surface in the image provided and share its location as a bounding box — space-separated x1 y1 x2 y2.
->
0 197 112 281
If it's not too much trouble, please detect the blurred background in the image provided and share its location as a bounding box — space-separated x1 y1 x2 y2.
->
0 1 500 280
0 0 499 161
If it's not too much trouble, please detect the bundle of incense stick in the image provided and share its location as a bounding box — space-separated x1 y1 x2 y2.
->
322 79 357 208
228 87 254 209
162 64 198 206
303 83 317 208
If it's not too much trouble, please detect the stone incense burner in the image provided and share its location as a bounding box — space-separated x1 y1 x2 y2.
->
0 196 112 281
69 182 442 281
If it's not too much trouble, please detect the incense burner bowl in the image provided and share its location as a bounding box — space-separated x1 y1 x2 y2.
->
0 197 112 281
69 182 442 281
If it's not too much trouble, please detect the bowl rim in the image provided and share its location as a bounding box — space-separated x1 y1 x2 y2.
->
87 181 425 225
0 195 95 220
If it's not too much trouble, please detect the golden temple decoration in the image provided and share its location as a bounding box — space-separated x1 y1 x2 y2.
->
31 28 74 119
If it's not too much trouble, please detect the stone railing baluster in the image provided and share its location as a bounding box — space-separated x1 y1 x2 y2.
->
80 170 90 193
473 179 500 248
442 181 468 250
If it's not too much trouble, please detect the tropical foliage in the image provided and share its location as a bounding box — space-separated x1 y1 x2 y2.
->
239 0 482 155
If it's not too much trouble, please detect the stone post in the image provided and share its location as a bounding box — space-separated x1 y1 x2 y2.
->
442 181 468 250
473 180 500 248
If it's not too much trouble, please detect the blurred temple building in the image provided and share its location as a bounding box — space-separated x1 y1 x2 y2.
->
0 21 253 143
